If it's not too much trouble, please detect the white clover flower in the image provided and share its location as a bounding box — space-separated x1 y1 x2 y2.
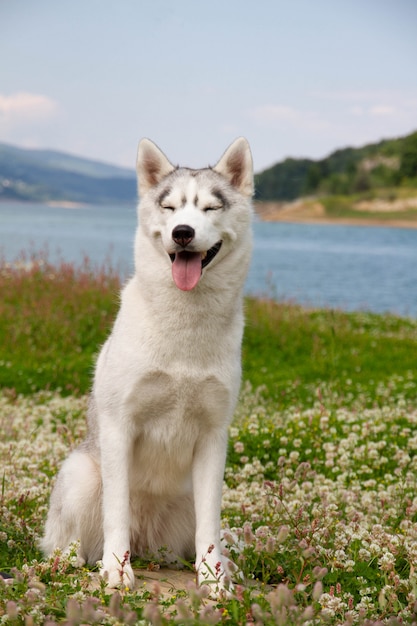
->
378 551 395 570
319 593 347 613
334 548 347 561
358 548 371 560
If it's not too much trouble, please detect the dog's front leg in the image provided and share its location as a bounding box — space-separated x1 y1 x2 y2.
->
193 429 231 594
99 422 135 589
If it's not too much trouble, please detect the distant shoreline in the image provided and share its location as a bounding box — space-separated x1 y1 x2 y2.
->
46 200 87 209
254 200 417 229
2 197 417 229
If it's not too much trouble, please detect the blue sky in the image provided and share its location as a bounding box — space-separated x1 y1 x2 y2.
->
1 0 417 172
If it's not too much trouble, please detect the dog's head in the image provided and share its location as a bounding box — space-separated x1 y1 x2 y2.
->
136 138 253 291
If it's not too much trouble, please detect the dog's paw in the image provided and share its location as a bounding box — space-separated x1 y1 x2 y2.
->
100 560 135 590
71 554 86 568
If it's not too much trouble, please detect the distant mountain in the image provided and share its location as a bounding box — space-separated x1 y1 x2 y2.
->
2 131 416 205
0 143 137 204
255 130 417 201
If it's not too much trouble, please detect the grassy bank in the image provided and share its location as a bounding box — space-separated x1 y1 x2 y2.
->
1 256 417 625
244 298 417 409
321 188 417 224
255 187 417 226
1 254 416 407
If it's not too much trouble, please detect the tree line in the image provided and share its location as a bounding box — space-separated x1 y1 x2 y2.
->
255 130 417 201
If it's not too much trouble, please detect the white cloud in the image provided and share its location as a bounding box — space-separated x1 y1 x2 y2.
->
248 104 300 124
0 92 60 147
349 106 364 116
369 105 395 116
348 103 396 118
0 92 58 121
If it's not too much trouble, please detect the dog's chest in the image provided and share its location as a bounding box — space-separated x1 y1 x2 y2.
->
127 369 230 494
130 369 230 430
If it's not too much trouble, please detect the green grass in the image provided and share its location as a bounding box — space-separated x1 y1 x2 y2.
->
244 299 417 408
1 253 416 407
2 255 417 625
0 253 120 395
320 189 417 223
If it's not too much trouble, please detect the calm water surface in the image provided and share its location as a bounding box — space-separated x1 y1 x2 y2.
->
1 201 416 318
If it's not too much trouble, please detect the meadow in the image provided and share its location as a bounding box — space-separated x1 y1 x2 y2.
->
1 254 417 625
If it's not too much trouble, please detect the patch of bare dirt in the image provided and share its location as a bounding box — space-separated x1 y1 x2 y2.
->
254 200 324 222
88 567 197 599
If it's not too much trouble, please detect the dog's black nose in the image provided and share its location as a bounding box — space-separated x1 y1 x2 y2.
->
172 224 195 248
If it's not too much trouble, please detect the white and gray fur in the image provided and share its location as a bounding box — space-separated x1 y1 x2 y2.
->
42 137 253 593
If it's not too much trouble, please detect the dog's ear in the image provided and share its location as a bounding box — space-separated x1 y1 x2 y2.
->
213 137 253 197
136 139 175 195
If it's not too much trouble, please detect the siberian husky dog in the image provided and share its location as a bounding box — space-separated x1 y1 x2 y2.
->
42 137 253 593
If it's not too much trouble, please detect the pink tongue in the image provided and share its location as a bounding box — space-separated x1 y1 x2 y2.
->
172 252 202 291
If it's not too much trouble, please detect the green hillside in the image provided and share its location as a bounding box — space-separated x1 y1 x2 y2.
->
0 143 137 204
1 131 417 205
255 130 417 201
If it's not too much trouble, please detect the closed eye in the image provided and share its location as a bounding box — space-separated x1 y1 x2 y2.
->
203 206 222 212
161 205 175 211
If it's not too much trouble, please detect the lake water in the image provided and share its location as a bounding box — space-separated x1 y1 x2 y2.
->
1 201 417 318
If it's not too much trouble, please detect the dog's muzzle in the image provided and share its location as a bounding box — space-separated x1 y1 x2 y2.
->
169 225 222 291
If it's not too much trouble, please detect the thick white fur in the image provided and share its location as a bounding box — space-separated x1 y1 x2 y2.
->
42 137 253 593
